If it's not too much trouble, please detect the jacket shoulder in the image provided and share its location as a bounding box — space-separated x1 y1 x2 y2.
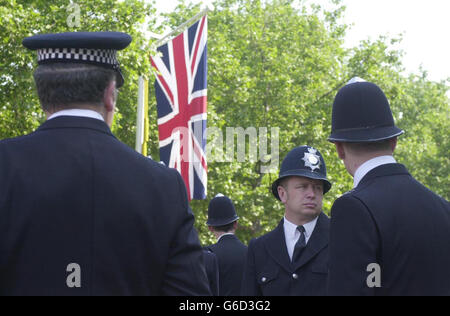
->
331 191 371 217
340 188 356 197
248 226 278 250
116 141 181 181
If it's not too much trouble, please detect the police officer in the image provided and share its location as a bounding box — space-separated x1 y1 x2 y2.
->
327 78 450 296
0 32 210 296
242 146 331 296
206 194 248 296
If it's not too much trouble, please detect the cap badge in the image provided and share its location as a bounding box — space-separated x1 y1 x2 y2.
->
302 148 321 171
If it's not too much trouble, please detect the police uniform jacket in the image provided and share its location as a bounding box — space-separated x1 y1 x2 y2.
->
242 212 329 296
203 249 219 296
328 163 450 296
0 116 210 296
208 234 247 296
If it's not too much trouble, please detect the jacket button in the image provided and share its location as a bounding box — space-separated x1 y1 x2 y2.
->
261 277 267 283
292 273 298 279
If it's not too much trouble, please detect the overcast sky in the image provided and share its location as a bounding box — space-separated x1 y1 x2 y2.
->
153 0 449 83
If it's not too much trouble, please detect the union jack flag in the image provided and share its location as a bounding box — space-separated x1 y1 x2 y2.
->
151 15 208 200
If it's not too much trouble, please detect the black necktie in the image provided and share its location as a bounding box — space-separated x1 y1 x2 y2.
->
292 226 306 263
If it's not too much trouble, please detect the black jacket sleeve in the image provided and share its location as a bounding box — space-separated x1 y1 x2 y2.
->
160 170 211 296
241 238 261 296
328 195 380 296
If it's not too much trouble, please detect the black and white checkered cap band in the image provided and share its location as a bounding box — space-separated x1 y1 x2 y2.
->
36 48 119 68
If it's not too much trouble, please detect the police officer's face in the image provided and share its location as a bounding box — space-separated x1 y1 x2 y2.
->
278 176 323 223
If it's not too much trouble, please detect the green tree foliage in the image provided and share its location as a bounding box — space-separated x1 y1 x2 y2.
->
1 0 448 245
159 0 449 245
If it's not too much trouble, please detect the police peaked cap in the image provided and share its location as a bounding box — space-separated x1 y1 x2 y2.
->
272 146 332 200
329 79 404 142
206 194 239 227
23 31 132 87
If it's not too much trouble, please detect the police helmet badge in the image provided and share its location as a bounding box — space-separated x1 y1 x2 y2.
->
302 147 321 171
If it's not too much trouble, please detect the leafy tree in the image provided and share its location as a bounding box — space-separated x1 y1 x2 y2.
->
159 0 449 245
162 0 352 244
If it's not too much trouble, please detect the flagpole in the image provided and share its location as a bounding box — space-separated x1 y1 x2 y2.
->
142 79 149 156
154 4 214 48
135 76 145 154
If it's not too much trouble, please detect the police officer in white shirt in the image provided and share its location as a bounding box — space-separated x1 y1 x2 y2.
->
327 78 450 296
242 145 332 296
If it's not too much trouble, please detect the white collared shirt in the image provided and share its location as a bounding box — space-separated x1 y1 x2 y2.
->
284 216 318 261
353 155 397 188
47 109 104 122
217 232 234 243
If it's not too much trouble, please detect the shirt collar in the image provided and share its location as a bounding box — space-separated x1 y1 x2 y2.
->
284 215 318 240
217 232 234 242
353 155 397 188
47 109 104 122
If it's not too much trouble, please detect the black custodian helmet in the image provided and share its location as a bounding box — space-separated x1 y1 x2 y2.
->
206 194 239 227
272 146 332 200
328 78 404 143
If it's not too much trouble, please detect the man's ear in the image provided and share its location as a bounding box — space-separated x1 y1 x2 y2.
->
334 142 346 160
390 137 398 153
278 185 288 203
103 80 117 112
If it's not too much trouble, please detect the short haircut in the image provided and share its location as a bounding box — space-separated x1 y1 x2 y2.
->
33 63 116 112
211 221 236 233
278 176 292 189
344 139 393 153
